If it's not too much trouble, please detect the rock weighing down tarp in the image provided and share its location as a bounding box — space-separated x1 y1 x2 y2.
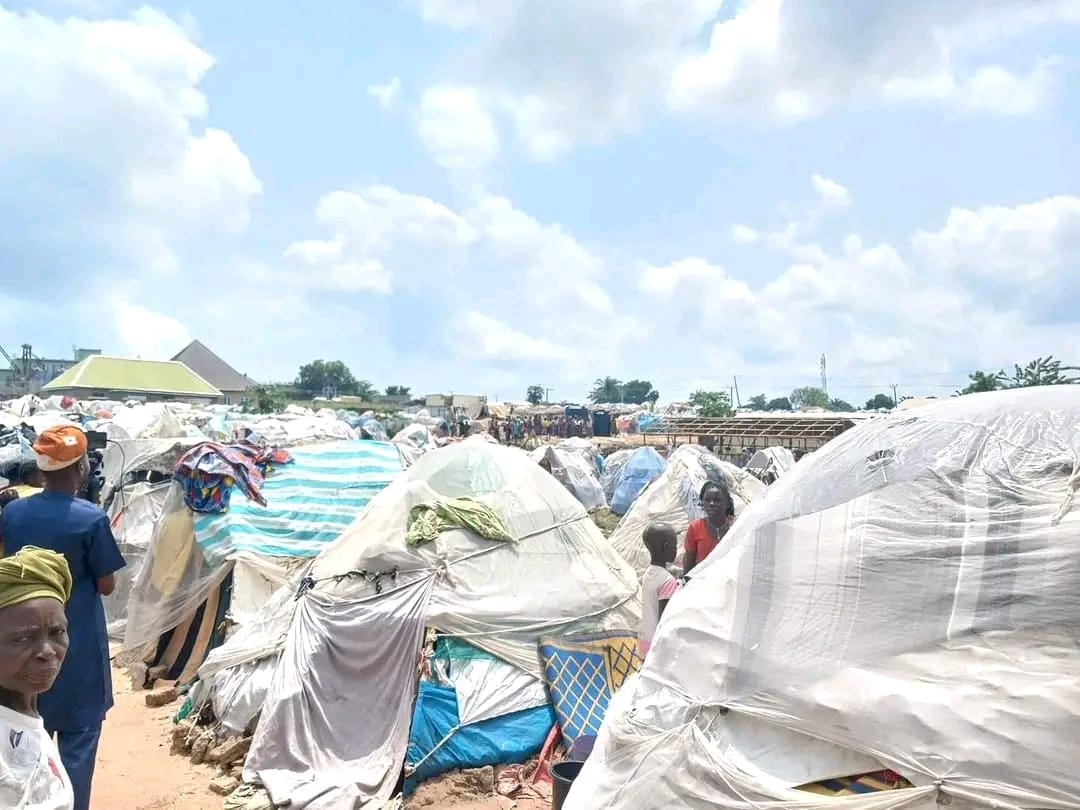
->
568 386 1080 809
228 439 639 808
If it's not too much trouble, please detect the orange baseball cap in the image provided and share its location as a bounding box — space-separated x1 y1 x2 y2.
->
33 426 88 472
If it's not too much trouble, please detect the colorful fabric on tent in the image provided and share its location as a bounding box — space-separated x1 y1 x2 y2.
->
175 441 278 513
538 631 642 747
799 770 911 796
405 497 513 546
194 440 404 565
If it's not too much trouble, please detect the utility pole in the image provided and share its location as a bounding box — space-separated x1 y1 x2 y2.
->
890 384 899 406
820 353 828 398
732 375 742 408
544 387 553 404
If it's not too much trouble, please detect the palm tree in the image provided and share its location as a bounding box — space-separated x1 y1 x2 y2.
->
589 377 623 404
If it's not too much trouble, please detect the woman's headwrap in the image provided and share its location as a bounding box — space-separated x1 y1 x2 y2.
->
0 547 73 612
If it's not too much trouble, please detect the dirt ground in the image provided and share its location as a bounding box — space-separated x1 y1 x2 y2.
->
95 673 218 809
95 669 550 809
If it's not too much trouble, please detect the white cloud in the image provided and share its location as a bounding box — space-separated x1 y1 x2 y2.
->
0 5 260 295
416 85 500 171
111 303 192 359
452 311 571 364
811 174 852 209
366 76 401 109
407 0 1078 161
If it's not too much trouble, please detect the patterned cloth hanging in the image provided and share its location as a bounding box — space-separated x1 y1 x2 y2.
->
174 441 292 514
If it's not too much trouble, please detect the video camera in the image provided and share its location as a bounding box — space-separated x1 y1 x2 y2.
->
78 430 108 504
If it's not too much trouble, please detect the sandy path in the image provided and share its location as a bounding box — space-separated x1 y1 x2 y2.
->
95 674 218 810
94 670 552 810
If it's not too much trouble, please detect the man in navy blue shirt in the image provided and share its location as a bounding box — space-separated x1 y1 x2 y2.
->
2 425 126 810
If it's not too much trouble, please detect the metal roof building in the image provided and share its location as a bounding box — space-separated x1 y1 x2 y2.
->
171 340 256 405
42 355 223 402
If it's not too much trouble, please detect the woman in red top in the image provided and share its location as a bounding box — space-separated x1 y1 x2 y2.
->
683 481 735 574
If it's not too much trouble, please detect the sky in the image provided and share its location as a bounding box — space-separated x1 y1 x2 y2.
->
1 0 1079 406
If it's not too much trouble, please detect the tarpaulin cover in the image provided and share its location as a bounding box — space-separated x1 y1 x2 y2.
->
609 447 667 515
599 449 633 502
607 445 765 577
538 631 642 749
567 387 1080 809
529 445 607 512
404 681 555 790
194 440 405 565
243 579 433 809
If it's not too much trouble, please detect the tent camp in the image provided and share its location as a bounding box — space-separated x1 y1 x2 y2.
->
607 445 765 576
218 440 639 808
745 445 796 484
567 387 1080 809
599 448 633 503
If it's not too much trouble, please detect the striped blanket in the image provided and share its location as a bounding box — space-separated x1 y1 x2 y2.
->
194 440 405 565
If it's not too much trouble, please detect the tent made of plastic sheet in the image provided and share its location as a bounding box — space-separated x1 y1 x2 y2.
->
567 387 1080 810
608 445 766 577
239 441 640 809
609 447 667 515
599 449 633 502
392 423 440 454
120 440 408 670
529 445 607 512
105 480 171 642
745 445 796 484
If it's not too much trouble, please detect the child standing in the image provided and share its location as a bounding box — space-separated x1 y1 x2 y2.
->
638 522 679 658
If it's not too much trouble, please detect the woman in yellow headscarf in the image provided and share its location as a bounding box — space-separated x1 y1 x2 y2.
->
0 546 75 809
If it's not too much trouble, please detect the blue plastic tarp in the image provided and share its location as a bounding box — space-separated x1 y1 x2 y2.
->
405 681 555 792
610 447 667 515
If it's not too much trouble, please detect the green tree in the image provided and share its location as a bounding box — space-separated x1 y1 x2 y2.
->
827 398 855 412
766 396 792 411
865 393 896 410
385 385 411 397
622 379 659 405
248 384 285 414
790 386 829 409
589 377 624 404
747 394 769 410
296 359 360 397
1007 356 1080 388
689 390 733 418
958 370 1006 395
526 384 545 405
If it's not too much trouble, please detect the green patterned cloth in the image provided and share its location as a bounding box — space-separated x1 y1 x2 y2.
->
405 497 513 546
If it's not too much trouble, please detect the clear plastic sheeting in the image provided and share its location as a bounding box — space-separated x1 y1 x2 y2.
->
745 446 796 484
529 445 607 512
599 449 633 502
608 445 765 576
100 437 203 503
567 387 1080 810
104 481 171 641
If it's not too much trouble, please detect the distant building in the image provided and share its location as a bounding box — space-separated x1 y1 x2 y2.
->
171 340 256 406
0 347 101 396
424 394 488 420
42 355 222 403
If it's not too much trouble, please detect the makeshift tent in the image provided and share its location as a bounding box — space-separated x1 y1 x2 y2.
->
599 449 633 502
236 441 640 808
529 444 607 512
607 445 765 576
745 445 796 484
567 387 1080 809
120 440 406 681
609 447 667 515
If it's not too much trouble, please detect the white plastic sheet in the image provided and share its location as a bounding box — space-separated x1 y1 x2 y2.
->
568 387 1080 809
530 445 607 512
104 481 170 641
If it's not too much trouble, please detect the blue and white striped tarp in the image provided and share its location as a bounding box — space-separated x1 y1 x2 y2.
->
194 440 405 565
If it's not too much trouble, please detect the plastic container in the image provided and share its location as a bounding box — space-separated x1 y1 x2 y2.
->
551 761 585 810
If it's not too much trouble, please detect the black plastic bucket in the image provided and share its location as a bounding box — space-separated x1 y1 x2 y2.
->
551 760 585 810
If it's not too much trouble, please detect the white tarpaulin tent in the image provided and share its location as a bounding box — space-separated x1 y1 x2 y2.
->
607 445 765 576
529 444 607 512
745 445 796 483
567 386 1080 809
239 439 640 808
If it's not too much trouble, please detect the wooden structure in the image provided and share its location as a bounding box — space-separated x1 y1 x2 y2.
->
641 414 865 459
